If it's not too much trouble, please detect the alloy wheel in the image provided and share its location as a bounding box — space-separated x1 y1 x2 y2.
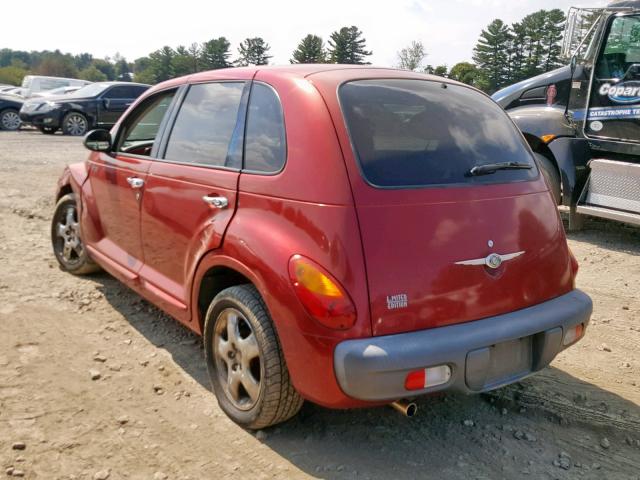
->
54 204 84 267
64 114 87 136
1 110 20 130
213 308 263 411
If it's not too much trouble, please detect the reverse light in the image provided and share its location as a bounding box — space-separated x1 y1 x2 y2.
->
288 255 356 330
563 323 584 346
404 365 452 391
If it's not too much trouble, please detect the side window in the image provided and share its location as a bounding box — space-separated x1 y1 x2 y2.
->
104 86 133 99
596 15 640 80
244 83 286 173
116 89 176 156
131 86 149 98
164 82 245 167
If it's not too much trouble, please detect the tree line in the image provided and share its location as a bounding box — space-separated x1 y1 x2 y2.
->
0 10 577 94
0 26 373 86
472 9 568 92
396 9 573 94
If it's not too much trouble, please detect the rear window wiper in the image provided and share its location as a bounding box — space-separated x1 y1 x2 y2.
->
467 161 532 176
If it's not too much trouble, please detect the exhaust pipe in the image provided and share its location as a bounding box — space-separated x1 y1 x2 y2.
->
390 399 418 417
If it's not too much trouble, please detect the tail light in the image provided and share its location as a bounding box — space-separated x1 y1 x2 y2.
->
405 365 452 391
288 255 356 330
563 323 584 346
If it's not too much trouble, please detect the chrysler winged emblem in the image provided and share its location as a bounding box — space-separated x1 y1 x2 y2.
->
455 251 525 269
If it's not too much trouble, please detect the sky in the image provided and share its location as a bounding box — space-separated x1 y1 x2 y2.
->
2 0 607 68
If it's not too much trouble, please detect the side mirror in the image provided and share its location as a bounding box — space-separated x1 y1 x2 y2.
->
84 129 112 152
570 55 577 74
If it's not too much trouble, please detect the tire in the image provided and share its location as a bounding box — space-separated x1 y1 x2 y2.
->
204 285 303 429
51 193 100 275
0 108 21 131
62 112 88 136
39 126 58 134
535 152 562 205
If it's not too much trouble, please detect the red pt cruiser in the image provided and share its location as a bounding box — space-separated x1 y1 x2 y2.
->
52 65 592 429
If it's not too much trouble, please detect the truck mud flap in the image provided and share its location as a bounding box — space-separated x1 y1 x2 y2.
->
577 159 640 226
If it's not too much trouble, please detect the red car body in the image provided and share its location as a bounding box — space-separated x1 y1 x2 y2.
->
56 65 592 410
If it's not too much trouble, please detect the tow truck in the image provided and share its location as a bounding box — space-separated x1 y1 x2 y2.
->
493 0 640 230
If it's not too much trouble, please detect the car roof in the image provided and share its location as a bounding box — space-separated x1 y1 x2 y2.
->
152 64 467 92
93 81 151 87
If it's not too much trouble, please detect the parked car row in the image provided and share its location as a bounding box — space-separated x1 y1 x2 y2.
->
0 78 150 134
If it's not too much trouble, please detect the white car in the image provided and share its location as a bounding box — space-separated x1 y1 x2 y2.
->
20 76 91 98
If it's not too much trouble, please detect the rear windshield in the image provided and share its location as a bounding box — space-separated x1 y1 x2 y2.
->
339 79 537 188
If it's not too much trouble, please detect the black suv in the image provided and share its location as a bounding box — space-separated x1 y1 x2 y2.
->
0 94 24 131
19 82 150 135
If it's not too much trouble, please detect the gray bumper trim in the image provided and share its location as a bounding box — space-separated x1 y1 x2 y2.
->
334 290 592 401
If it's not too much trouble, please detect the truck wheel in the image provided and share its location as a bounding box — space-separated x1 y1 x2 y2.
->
0 109 21 131
62 112 88 136
204 285 303 429
534 153 561 205
51 193 101 275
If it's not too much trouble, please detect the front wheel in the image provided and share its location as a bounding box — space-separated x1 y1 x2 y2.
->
204 285 303 429
62 112 88 136
51 193 100 275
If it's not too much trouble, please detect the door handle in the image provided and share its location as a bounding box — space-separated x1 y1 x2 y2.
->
126 177 145 189
202 195 229 209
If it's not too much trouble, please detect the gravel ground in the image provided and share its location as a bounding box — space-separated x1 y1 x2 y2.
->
0 129 639 479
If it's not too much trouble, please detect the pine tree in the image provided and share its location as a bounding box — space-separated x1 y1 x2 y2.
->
473 19 511 92
542 9 566 71
291 34 326 64
148 46 175 82
236 37 272 66
508 21 527 83
172 46 195 77
328 26 372 64
200 37 232 70
187 43 201 72
520 11 548 77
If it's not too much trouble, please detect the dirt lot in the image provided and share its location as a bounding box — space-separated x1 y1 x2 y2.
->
0 130 639 480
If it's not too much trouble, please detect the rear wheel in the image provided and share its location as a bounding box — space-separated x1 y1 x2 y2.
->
204 285 303 429
62 112 88 136
51 193 100 275
0 109 21 131
535 153 561 205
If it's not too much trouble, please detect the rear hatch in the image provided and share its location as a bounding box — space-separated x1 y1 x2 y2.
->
335 78 574 336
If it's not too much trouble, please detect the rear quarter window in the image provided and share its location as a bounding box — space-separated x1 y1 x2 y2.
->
244 83 286 173
339 79 537 188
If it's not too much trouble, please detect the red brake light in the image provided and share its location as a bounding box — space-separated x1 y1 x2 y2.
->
404 370 426 391
288 255 356 330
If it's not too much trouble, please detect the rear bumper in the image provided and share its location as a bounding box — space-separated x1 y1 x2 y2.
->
334 289 592 401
